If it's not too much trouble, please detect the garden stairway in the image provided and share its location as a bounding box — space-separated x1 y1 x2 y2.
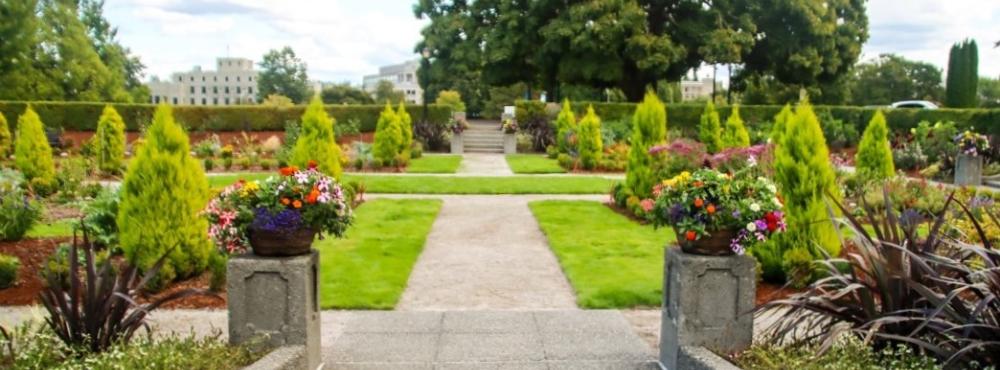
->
462 120 505 153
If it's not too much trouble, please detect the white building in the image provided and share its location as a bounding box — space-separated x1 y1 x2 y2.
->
362 60 423 104
680 78 716 101
147 57 259 106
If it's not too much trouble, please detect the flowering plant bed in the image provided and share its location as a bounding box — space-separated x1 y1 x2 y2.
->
651 168 785 255
955 130 989 156
501 118 518 134
204 162 353 255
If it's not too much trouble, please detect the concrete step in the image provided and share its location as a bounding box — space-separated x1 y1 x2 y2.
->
463 147 504 153
464 138 504 145
463 132 504 138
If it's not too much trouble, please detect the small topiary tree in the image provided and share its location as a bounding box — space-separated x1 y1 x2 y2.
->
698 101 723 153
720 105 750 149
291 96 343 178
94 105 126 174
0 113 10 159
372 102 402 166
769 104 793 145
577 105 603 170
625 91 667 199
397 101 413 157
855 110 895 182
435 90 466 113
118 104 211 289
14 106 56 184
554 99 577 154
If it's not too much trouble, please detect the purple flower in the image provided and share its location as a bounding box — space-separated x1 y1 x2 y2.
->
754 219 768 231
669 203 685 223
250 207 303 233
731 209 741 219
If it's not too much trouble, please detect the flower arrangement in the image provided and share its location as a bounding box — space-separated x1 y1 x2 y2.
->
501 118 518 134
450 117 469 135
203 161 353 254
955 130 989 156
651 168 785 254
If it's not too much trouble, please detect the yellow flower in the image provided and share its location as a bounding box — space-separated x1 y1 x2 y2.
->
240 181 260 197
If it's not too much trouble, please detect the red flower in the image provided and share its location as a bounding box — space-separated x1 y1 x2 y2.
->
308 160 318 170
767 221 778 232
764 212 778 223
280 166 298 176
685 230 697 241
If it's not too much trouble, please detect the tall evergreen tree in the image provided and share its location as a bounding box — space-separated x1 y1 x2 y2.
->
42 0 127 102
396 102 413 158
855 110 894 182
946 40 980 108
94 105 126 174
625 91 667 199
720 105 750 149
577 105 603 170
291 96 343 178
0 113 10 159
698 101 723 154
14 107 56 184
554 99 577 154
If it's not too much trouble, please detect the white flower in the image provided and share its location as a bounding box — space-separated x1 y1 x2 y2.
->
750 203 761 212
766 184 777 193
746 222 757 232
747 155 757 167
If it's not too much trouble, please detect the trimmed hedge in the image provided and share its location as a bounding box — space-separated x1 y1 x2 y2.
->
516 100 1000 137
0 101 452 133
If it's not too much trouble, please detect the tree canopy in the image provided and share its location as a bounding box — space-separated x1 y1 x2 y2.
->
321 83 374 105
257 46 311 104
849 54 943 105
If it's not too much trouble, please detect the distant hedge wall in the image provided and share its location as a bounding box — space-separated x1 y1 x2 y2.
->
515 100 1000 137
0 101 452 133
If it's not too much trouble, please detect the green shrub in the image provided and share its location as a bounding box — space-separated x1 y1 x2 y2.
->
411 141 424 159
203 157 215 171
260 159 275 171
893 143 928 171
546 145 559 159
556 153 574 169
698 101 723 153
55 157 90 202
435 90 466 112
238 157 251 170
40 243 111 290
734 337 941 370
208 251 227 292
397 102 413 159
79 188 120 250
769 105 793 145
0 253 18 288
554 99 577 154
13 107 56 184
93 105 126 174
855 110 895 182
372 102 402 166
912 121 958 164
819 110 859 149
291 96 343 178
577 105 603 170
0 112 10 158
625 91 667 199
720 105 750 149
118 104 212 289
0 169 42 241
222 157 233 171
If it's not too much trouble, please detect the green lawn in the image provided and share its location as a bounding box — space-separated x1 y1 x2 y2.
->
27 218 76 238
316 198 442 309
506 154 566 174
530 200 675 308
209 173 615 194
405 155 462 173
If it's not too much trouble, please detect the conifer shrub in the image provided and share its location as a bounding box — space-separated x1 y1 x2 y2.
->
721 105 750 149
577 105 603 170
14 107 56 185
117 104 212 289
435 90 466 113
0 254 17 289
855 110 895 182
698 101 723 153
554 99 577 154
0 113 11 159
291 96 343 178
397 101 413 159
769 105 793 145
372 103 402 166
625 91 667 199
94 105 126 175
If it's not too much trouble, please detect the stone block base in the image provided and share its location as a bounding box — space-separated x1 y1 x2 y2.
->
451 134 463 154
503 133 517 154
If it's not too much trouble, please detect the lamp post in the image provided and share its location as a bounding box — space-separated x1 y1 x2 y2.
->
420 48 431 125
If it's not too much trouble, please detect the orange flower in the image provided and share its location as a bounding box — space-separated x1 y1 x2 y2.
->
685 230 697 241
292 200 303 209
693 181 703 188
280 198 291 206
308 160 318 170
306 189 320 204
694 198 704 208
280 166 299 176
706 204 716 214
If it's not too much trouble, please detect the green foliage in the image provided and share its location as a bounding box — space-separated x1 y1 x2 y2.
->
257 46 310 103
435 90 466 113
554 99 577 154
625 92 667 199
576 105 603 170
372 103 402 167
819 110 860 149
945 39 979 108
720 105 750 149
396 102 413 158
735 337 942 370
855 111 895 181
14 107 56 183
698 101 723 153
912 121 959 164
374 80 405 104
850 54 944 105
320 82 374 105
210 173 617 195
291 96 343 178
208 251 227 292
93 105 125 174
55 157 91 202
0 253 18 288
79 187 120 249
0 113 10 158
118 104 211 288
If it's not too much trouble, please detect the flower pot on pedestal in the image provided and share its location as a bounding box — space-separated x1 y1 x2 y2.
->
503 133 516 154
248 227 317 257
675 228 737 256
451 134 463 154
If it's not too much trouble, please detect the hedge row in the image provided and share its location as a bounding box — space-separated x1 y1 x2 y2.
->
0 101 452 133
515 100 1000 137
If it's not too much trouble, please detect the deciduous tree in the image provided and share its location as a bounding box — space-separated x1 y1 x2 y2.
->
258 47 311 104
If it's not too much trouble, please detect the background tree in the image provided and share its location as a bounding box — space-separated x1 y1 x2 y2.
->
258 46 311 104
576 106 603 170
291 97 343 178
945 40 979 108
434 90 466 113
720 105 750 149
979 77 1000 108
42 0 127 102
0 0 58 100
260 94 295 107
94 105 126 174
414 0 488 114
79 0 148 102
14 107 56 185
849 54 943 105
855 110 894 182
625 91 667 199
321 83 374 105
554 99 576 154
374 80 405 104
698 101 723 154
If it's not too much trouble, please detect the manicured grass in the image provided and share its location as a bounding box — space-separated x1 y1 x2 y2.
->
27 219 76 238
315 198 442 309
530 200 675 308
209 173 616 194
405 155 462 173
506 154 566 174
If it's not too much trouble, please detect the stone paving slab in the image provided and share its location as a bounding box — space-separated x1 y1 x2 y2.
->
458 153 514 175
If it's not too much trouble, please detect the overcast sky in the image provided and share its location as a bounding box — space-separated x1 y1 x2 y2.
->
105 0 1000 85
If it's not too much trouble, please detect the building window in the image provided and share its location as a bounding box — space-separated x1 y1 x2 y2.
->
178 77 182 82
224 98 230 105
249 76 253 82
172 97 178 105
202 76 206 82
202 86 206 94
213 98 218 105
225 76 229 82
237 76 240 82
202 98 207 105
406 74 413 82
213 86 218 94
214 76 217 81
225 87 229 94
236 86 241 94
190 86 195 94
190 76 194 81
154 96 160 103
248 87 254 94
190 98 195 105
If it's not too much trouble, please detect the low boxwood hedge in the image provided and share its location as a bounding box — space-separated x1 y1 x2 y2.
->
0 101 452 133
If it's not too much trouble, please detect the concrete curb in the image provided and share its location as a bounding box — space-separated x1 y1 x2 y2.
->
242 345 306 370
675 346 743 370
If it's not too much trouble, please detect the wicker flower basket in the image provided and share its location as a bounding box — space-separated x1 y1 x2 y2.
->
248 227 317 257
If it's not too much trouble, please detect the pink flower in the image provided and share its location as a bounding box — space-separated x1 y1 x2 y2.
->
640 199 655 212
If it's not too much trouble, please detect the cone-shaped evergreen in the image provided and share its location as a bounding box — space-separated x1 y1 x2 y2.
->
554 99 576 154
577 105 603 170
698 101 722 153
397 101 413 156
372 102 402 166
291 96 343 178
945 40 980 108
118 104 211 288
855 111 895 181
720 105 750 149
94 105 126 174
0 113 10 159
769 104 793 145
14 107 55 182
626 91 667 199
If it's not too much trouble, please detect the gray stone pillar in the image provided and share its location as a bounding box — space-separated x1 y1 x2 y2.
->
451 134 463 154
503 133 517 154
660 247 754 370
955 154 983 186
228 250 321 370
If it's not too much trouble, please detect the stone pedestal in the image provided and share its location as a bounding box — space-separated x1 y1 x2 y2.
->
453 111 467 122
955 154 983 186
503 133 517 154
229 251 320 370
451 134 464 154
660 247 754 370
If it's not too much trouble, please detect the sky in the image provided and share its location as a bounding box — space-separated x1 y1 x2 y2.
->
104 0 1000 85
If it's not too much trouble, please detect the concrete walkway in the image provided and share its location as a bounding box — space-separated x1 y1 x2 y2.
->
458 153 514 176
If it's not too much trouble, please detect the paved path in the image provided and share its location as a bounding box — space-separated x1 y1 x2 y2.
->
458 153 514 176
397 195 578 310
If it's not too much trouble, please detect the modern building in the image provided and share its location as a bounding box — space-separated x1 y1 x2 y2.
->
146 57 259 106
680 78 716 101
362 60 423 104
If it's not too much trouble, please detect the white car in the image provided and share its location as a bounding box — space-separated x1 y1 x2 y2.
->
889 100 939 109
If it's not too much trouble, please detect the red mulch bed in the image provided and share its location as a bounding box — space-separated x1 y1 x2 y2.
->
61 131 372 150
755 282 802 306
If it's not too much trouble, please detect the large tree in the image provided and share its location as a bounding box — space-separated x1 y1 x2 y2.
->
79 0 149 103
321 82 374 105
42 0 128 102
945 39 979 108
0 0 57 100
413 0 489 114
257 46 311 104
849 54 943 105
